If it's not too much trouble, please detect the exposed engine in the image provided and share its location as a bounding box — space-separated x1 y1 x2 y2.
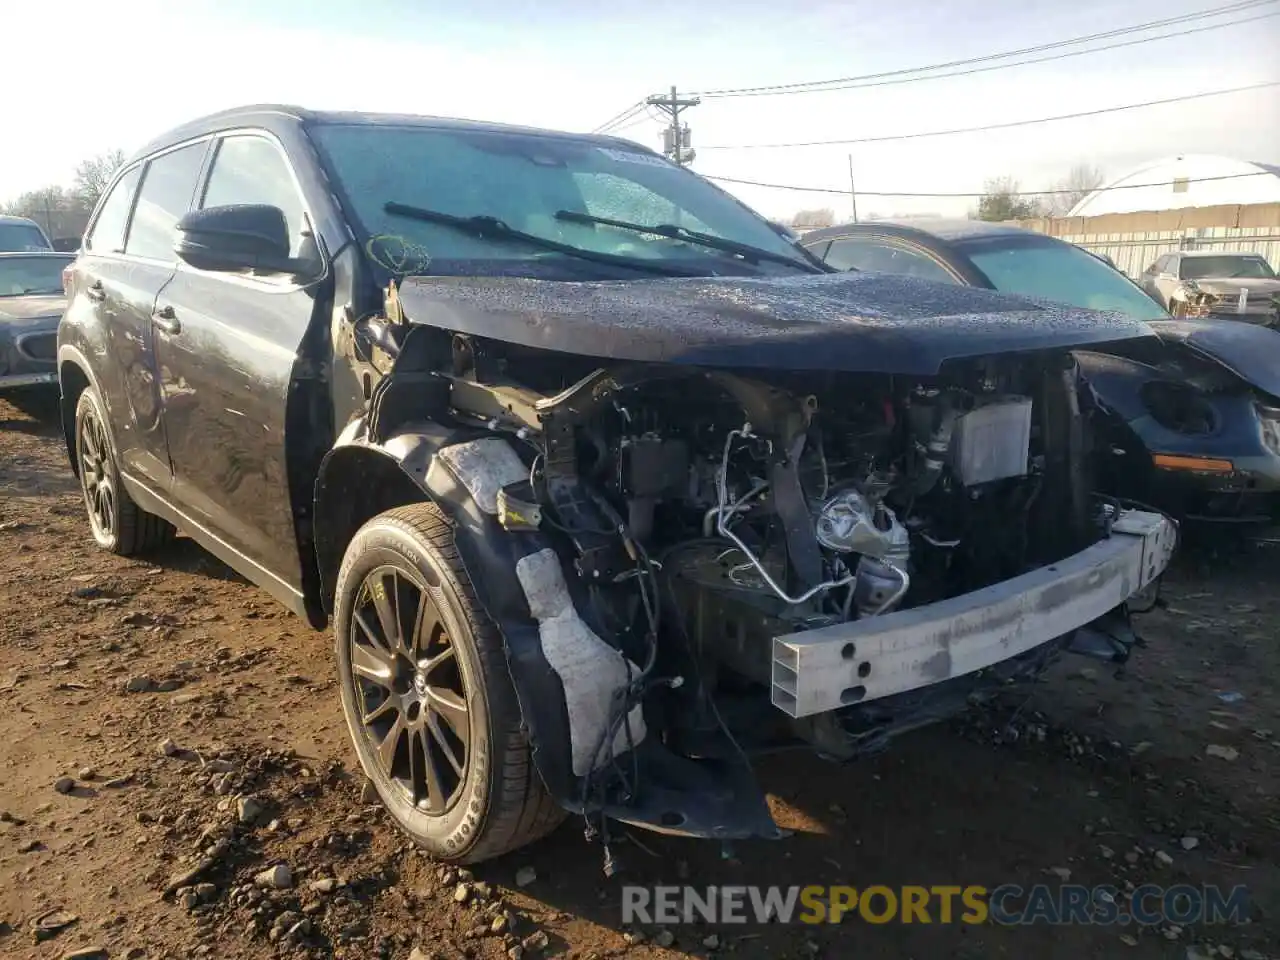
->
415 327 1102 774
477 355 1098 702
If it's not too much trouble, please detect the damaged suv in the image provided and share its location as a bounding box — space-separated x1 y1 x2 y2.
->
59 106 1176 864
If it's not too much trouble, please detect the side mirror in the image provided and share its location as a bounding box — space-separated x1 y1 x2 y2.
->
175 204 295 274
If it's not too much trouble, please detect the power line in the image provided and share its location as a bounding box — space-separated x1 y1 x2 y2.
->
700 80 1280 150
694 11 1279 100
592 100 647 135
701 170 1275 198
609 113 657 135
689 0 1277 98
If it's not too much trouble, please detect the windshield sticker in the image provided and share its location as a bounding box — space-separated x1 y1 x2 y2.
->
598 148 671 168
365 234 432 275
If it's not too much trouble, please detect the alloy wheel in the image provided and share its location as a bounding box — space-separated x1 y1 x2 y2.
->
349 566 470 814
77 407 115 541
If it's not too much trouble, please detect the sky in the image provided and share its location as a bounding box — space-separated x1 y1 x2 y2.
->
5 0 1279 220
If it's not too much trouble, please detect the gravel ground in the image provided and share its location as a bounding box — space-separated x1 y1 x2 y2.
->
0 393 1276 960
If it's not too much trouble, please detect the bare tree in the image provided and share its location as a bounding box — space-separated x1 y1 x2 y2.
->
1 186 74 239
790 207 836 229
1046 163 1106 216
974 177 1044 222
72 149 127 210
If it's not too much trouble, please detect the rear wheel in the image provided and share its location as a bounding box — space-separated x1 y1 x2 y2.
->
73 387 174 554
334 503 564 863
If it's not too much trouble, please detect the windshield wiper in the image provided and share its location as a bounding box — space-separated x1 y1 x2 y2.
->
554 209 825 273
383 202 702 277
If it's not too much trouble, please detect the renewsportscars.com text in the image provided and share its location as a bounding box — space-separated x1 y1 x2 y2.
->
621 884 1251 926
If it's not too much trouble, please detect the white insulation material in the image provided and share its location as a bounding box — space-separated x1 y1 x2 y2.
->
436 437 528 515
515 548 648 777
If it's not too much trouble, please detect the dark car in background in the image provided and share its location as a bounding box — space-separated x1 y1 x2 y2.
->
1139 250 1280 326
800 221 1280 529
0 251 74 394
0 215 54 253
58 105 1174 865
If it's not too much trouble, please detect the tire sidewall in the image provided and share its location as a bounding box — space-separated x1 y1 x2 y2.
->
334 513 496 860
74 387 120 551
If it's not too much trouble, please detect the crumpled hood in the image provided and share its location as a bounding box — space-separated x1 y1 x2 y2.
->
1149 318 1280 398
1186 277 1280 298
397 271 1153 375
0 293 66 323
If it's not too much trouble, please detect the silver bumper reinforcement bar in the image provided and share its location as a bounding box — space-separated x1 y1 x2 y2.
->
771 510 1176 718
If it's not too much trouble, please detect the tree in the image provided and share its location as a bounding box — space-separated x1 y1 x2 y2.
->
975 176 1044 222
1046 163 1105 216
72 149 127 209
1 186 72 237
790 207 836 229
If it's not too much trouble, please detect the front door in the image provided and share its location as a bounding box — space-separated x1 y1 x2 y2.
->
152 132 327 596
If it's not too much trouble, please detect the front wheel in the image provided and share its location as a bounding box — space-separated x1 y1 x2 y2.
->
333 502 564 863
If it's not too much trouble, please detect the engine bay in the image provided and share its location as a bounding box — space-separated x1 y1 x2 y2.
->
386 324 1109 756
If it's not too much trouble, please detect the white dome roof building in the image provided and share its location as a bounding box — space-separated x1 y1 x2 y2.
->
1068 155 1280 217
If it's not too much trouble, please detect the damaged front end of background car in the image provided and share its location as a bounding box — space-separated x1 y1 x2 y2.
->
316 270 1177 859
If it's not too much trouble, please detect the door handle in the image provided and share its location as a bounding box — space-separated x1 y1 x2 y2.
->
86 280 106 303
153 304 181 335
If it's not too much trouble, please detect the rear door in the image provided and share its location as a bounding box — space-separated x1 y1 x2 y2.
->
820 235 963 284
67 141 209 489
151 130 327 595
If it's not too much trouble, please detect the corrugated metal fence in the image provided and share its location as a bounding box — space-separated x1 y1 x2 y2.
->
1015 203 1280 279
1057 226 1280 279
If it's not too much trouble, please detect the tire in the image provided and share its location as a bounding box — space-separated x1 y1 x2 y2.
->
73 386 175 555
334 502 564 863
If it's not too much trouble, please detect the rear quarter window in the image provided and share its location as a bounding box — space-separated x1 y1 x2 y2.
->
0 221 51 252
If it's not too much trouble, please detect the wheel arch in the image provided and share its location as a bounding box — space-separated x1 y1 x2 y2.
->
313 440 435 614
313 417 581 812
57 344 103 478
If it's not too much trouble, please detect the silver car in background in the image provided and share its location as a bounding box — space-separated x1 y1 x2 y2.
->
1139 250 1280 326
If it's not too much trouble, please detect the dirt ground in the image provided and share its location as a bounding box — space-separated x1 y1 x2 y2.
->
0 393 1276 960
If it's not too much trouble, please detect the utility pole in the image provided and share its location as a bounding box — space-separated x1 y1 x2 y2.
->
848 154 859 223
647 85 700 165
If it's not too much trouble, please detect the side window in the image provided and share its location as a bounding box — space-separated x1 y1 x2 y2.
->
201 135 308 256
84 166 142 254
825 237 958 284
124 142 208 261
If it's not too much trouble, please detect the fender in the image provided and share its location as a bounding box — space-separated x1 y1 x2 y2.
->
56 342 110 477
1074 350 1158 424
313 415 780 841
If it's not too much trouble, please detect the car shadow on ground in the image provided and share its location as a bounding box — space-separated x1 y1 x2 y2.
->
145 535 252 585
0 459 78 498
0 391 64 435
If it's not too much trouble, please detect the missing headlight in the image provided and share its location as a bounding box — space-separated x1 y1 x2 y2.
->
1140 381 1216 435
